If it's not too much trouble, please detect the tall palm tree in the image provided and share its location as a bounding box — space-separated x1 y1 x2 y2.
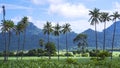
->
1 5 7 62
3 20 14 60
88 8 100 57
53 23 61 61
19 16 29 59
62 23 71 58
1 21 8 61
15 23 24 60
110 11 120 59
99 12 111 51
43 21 53 59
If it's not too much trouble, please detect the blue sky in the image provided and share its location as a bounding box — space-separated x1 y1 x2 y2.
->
0 0 120 33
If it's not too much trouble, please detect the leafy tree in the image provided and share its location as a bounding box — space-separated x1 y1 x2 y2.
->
99 12 111 51
73 34 88 53
37 48 44 57
43 21 53 59
27 49 37 56
110 11 120 59
62 23 71 58
89 8 100 57
53 23 61 61
45 42 56 57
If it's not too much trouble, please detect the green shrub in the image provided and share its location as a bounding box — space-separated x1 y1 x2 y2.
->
98 51 110 57
65 58 78 64
82 53 88 57
98 51 110 60
64 53 73 56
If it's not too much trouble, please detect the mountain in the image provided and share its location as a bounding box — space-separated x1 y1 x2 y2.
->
0 22 77 51
0 21 120 51
82 21 120 49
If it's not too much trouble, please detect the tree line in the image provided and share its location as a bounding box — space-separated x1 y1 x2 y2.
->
89 8 120 59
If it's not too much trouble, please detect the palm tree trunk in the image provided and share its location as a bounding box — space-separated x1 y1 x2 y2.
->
2 6 7 62
48 34 51 59
58 36 60 61
7 31 11 60
111 20 116 60
103 22 106 51
66 33 68 58
21 29 26 60
95 23 98 59
4 32 7 62
17 33 20 60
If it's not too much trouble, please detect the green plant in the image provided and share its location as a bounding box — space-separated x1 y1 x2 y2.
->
98 51 110 60
65 58 78 64
64 53 73 56
82 53 88 57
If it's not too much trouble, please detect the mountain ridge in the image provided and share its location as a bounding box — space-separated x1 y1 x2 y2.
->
0 21 120 51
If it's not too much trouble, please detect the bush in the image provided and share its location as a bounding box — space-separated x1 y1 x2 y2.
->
65 58 78 64
81 53 88 57
64 53 73 56
98 51 111 60
0 52 3 57
98 51 110 57
89 51 97 57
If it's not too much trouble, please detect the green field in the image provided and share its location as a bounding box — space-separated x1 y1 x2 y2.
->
0 57 120 68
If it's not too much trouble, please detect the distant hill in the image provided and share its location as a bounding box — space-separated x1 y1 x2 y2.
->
82 21 120 49
0 21 120 51
0 22 77 51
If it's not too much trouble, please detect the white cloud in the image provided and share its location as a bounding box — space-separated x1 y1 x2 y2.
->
114 2 120 12
11 17 22 24
49 3 89 18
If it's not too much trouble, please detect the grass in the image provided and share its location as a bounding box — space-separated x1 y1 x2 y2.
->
0 57 120 68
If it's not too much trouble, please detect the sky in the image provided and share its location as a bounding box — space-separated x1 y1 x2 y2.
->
0 0 120 33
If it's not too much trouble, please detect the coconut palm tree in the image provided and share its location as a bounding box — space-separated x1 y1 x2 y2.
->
4 20 14 60
110 11 120 59
19 16 29 59
1 5 7 62
43 21 53 59
99 12 111 51
2 6 14 61
53 23 61 61
15 23 24 60
62 23 71 58
73 34 88 54
88 8 100 56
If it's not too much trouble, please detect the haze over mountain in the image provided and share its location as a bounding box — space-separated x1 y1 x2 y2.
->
0 21 120 51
